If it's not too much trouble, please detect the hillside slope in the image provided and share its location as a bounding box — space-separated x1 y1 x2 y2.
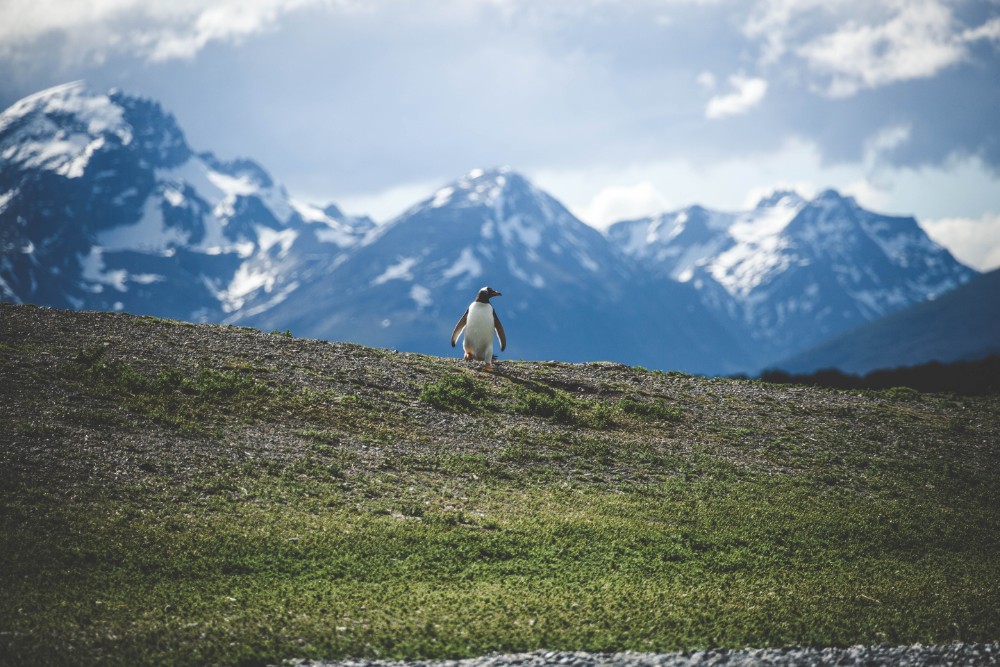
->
775 268 1000 374
1 304 998 666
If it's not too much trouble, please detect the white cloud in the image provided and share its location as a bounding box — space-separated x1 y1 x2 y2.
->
704 74 768 119
696 71 716 90
863 123 911 160
574 181 672 228
922 214 1000 272
326 179 442 224
536 137 859 223
743 0 829 64
797 1 966 97
861 123 912 189
840 179 893 212
746 0 1000 98
0 0 333 63
536 136 1000 225
962 16 1000 43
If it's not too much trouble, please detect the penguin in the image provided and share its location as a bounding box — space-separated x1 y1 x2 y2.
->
451 286 506 371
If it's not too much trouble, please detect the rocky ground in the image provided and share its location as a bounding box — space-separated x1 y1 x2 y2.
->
296 643 1000 667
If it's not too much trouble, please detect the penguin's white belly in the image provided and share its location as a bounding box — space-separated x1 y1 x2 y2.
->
463 302 495 361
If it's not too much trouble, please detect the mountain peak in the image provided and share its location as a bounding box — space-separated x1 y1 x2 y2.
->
0 80 190 176
0 81 131 178
422 166 543 213
455 165 532 196
755 190 806 209
466 165 514 182
812 188 856 206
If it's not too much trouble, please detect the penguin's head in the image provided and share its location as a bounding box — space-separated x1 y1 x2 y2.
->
476 286 502 302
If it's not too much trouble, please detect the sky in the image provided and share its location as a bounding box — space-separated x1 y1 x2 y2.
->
2 0 1000 271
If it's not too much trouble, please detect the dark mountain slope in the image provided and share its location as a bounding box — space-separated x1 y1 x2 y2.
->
774 268 1000 374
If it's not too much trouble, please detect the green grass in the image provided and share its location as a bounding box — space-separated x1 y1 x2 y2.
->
64 344 282 434
417 371 638 429
419 373 493 412
3 475 996 665
1 310 998 666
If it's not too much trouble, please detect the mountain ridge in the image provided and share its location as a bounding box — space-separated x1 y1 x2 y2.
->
0 82 982 374
240 166 753 374
606 188 976 362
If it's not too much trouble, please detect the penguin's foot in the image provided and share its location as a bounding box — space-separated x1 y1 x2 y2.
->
483 363 493 372
463 351 474 361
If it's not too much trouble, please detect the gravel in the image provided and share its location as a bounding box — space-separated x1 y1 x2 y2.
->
292 643 998 667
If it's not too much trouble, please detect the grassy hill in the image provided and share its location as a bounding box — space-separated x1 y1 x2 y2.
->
1 303 998 666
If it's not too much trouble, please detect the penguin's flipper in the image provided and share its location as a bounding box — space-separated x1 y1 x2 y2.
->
450 310 469 347
493 311 506 352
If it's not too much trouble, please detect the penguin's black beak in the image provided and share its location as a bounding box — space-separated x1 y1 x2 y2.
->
491 290 502 297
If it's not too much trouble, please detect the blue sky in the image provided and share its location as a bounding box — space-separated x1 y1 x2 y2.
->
2 0 1000 270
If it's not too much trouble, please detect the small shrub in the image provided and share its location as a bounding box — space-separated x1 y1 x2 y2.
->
587 401 616 429
419 374 490 412
515 390 578 425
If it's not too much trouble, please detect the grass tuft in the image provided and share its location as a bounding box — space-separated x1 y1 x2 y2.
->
513 387 579 424
419 373 493 412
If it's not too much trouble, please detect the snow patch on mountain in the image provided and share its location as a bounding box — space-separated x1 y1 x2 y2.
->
711 237 796 298
506 255 546 288
576 252 599 273
97 196 188 252
222 264 279 312
158 158 224 202
431 186 455 208
499 214 542 249
373 257 419 285
256 226 297 256
443 247 483 281
79 248 128 293
0 188 14 212
729 198 799 243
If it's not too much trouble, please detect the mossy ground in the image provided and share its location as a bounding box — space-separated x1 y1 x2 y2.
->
1 304 998 666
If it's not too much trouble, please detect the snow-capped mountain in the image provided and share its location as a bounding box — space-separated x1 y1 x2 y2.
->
607 190 976 361
240 167 752 373
0 82 981 374
0 81 371 323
